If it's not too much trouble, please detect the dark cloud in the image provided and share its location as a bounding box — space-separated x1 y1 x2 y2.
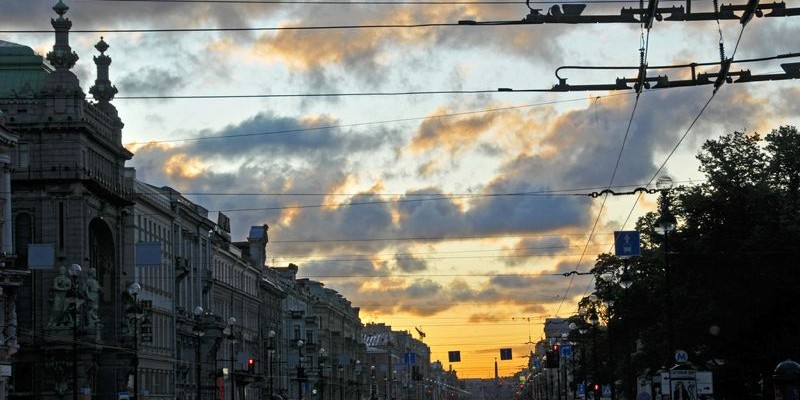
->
3 0 277 32
395 253 428 273
468 313 505 323
503 236 572 267
118 67 185 95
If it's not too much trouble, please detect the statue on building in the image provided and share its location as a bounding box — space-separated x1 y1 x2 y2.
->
47 265 74 328
4 295 18 354
121 288 139 337
82 267 103 329
51 361 69 395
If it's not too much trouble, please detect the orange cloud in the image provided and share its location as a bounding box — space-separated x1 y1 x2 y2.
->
411 109 500 153
410 106 553 156
163 153 206 179
252 7 443 71
468 313 505 323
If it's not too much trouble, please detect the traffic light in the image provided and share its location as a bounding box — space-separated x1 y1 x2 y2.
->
553 344 559 352
248 357 255 372
545 350 559 368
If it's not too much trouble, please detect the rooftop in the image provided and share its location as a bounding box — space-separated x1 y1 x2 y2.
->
0 40 50 99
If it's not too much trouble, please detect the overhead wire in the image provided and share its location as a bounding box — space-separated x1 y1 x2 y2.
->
553 8 651 316
17 1 775 370
0 23 463 34
123 93 630 145
571 4 756 316
71 0 693 4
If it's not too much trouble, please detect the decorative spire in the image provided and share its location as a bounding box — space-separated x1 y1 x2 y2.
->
89 37 119 104
46 0 79 71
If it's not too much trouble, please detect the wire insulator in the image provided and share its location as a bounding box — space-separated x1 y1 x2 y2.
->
719 42 726 62
713 0 720 15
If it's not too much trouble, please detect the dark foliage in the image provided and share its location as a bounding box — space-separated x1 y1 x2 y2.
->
578 126 800 400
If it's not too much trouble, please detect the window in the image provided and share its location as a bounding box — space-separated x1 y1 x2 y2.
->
17 143 29 169
14 213 32 268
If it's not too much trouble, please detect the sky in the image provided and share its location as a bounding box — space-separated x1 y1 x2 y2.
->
4 0 800 379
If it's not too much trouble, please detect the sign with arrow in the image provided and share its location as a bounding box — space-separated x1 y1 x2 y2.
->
614 231 641 258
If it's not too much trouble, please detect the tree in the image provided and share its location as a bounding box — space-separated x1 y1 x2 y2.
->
582 126 800 400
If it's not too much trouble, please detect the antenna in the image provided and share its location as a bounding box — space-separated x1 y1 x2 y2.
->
512 317 535 346
415 327 426 339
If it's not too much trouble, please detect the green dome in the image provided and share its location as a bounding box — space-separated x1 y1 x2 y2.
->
0 40 36 57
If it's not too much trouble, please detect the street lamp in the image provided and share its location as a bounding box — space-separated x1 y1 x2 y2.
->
298 340 306 400
569 322 587 400
193 306 207 400
269 330 276 399
654 175 677 364
228 316 239 400
68 263 81 400
587 305 600 400
355 360 362 400
127 282 142 400
319 348 327 400
370 365 376 400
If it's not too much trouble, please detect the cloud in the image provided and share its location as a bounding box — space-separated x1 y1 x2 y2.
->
395 252 429 273
126 82 786 320
118 67 186 95
468 313 505 323
503 236 572 266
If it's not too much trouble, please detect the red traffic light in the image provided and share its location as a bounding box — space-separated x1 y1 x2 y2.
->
552 344 559 351
247 357 255 372
593 384 600 391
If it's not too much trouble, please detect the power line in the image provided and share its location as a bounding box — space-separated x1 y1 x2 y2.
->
554 24 650 316
124 94 628 145
72 0 687 4
0 22 462 34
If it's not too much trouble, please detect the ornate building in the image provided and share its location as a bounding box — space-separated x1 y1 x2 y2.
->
0 106 29 400
1 1 136 398
0 3 431 400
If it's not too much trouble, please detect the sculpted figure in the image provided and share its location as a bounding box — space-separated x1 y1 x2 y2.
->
47 266 73 328
82 267 103 329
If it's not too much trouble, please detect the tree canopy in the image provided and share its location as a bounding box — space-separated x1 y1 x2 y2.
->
581 126 800 400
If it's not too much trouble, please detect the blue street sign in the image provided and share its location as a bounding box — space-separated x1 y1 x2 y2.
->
577 383 586 397
448 351 461 362
614 231 641 257
560 344 572 358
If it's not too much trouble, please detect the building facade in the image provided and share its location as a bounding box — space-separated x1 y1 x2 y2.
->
0 107 29 400
2 2 137 397
0 3 443 400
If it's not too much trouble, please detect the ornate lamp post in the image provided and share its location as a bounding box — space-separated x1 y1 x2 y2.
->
298 340 306 400
654 175 677 363
370 366 376 400
319 348 327 400
127 282 142 400
68 263 81 400
268 330 276 399
586 297 600 400
193 306 207 400
227 316 239 400
354 360 362 400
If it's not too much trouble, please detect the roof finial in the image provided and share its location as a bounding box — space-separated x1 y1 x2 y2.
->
95 36 109 55
46 0 78 71
53 0 69 19
90 36 118 105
